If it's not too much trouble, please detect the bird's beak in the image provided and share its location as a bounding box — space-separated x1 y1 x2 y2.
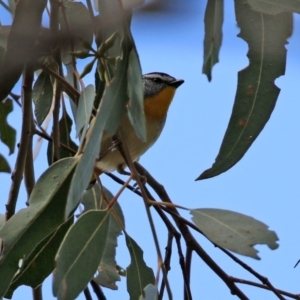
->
170 79 184 88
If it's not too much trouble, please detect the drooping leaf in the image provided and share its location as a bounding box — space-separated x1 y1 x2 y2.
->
246 0 300 14
60 0 93 65
191 208 279 259
125 233 155 300
0 157 78 297
53 210 110 300
127 48 146 142
75 84 95 139
65 56 129 218
0 0 47 101
139 284 158 300
0 26 10 50
197 2 292 180
32 71 53 126
47 108 78 165
82 186 125 290
5 217 73 299
202 0 223 81
0 153 11 173
0 98 16 154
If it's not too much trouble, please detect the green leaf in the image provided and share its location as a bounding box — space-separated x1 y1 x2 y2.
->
47 108 78 165
127 48 146 142
0 98 16 154
4 217 73 299
75 84 95 138
65 57 129 218
139 284 158 300
0 0 47 101
246 0 300 14
0 157 78 297
32 71 53 126
197 2 292 180
0 26 10 50
125 233 155 300
60 0 93 65
0 153 11 173
202 0 223 81
191 208 278 259
53 210 110 300
83 186 125 290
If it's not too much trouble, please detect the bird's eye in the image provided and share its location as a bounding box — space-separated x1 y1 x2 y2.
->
153 77 163 84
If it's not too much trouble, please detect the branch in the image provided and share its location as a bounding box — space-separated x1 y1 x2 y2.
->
134 162 249 300
6 66 34 220
112 133 173 298
232 277 300 300
90 280 107 300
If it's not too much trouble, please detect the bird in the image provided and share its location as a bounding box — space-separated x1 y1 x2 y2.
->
92 72 184 177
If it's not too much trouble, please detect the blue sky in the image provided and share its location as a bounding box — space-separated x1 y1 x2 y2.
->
1 1 300 299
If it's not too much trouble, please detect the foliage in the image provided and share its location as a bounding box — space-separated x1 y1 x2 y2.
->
0 0 298 299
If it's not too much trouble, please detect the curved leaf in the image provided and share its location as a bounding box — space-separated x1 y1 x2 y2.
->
0 153 11 173
127 48 146 142
32 71 53 126
75 84 95 139
139 284 158 300
66 57 129 218
0 98 16 154
82 185 125 290
125 233 155 300
202 0 223 81
0 157 78 297
4 218 73 299
53 210 110 300
191 208 278 259
246 0 300 14
198 2 292 179
47 108 78 165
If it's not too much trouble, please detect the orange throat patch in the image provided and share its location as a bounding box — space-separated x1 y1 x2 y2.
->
144 86 176 119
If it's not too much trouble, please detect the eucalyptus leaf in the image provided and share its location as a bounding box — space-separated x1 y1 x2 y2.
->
83 186 125 290
47 108 78 165
202 0 223 81
139 284 158 300
66 57 129 218
0 157 78 297
32 71 53 126
197 2 292 179
53 210 110 300
246 0 300 14
75 84 95 139
127 49 146 142
126 233 155 300
4 218 73 299
0 153 11 173
191 208 279 259
0 98 16 154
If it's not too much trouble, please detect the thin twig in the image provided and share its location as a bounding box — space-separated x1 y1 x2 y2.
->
32 286 43 300
24 113 35 203
6 66 34 220
220 248 286 300
134 162 249 300
232 277 300 300
184 248 192 300
90 280 107 300
83 287 93 300
34 129 76 154
0 0 12 13
39 63 80 105
113 133 173 299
